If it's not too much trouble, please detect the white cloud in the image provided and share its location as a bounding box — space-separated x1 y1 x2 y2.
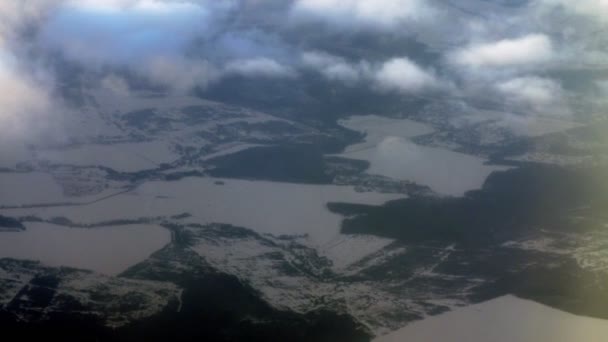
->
65 0 234 14
224 57 296 78
448 34 554 68
374 57 437 93
143 56 219 92
496 76 568 116
301 51 366 84
541 0 608 20
0 56 50 128
100 74 131 96
0 1 66 163
0 48 60 154
0 1 57 38
596 79 608 94
291 0 434 29
302 52 439 93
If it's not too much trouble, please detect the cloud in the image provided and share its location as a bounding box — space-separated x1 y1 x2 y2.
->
0 0 60 135
373 57 437 93
302 52 439 93
209 30 291 62
31 0 298 92
291 0 434 29
224 57 296 78
40 0 222 66
495 76 568 116
0 47 64 168
596 79 608 94
0 0 599 151
142 56 219 92
33 0 238 92
0 1 66 165
0 1 57 38
0 53 52 132
100 74 131 96
301 51 367 84
541 0 608 21
448 34 554 68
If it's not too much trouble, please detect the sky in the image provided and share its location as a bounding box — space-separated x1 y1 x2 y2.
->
0 0 607 147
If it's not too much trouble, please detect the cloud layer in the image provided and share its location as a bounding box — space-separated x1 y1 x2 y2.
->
291 0 434 29
0 0 606 153
448 34 554 68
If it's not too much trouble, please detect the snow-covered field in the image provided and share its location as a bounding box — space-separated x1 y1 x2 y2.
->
37 140 178 172
198 143 266 161
337 115 509 196
375 295 608 342
0 143 34 169
0 171 125 206
0 172 66 206
319 234 396 271
3 177 403 246
0 222 170 275
91 88 216 113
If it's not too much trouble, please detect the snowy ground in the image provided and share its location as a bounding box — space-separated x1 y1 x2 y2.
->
375 295 608 342
0 258 181 328
0 172 67 206
183 224 472 333
0 142 35 169
3 177 403 246
319 234 396 271
91 88 219 113
36 140 179 173
0 171 127 206
0 222 170 275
